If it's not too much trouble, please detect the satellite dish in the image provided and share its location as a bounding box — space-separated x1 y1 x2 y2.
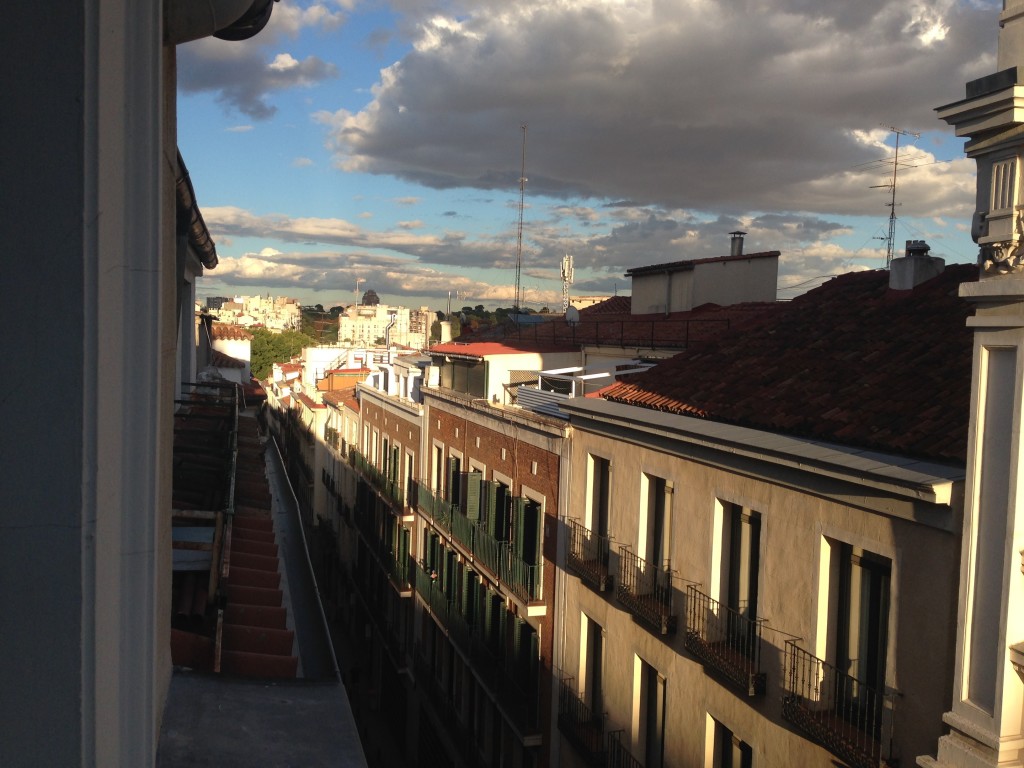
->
565 306 580 326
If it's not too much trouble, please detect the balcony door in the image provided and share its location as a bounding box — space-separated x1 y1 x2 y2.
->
837 544 890 729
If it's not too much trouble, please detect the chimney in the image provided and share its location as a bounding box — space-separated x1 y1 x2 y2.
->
729 231 746 257
889 239 945 290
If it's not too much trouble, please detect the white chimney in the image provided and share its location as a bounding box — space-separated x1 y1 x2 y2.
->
729 230 746 257
889 240 945 290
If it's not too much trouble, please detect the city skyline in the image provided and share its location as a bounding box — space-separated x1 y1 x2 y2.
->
179 0 999 310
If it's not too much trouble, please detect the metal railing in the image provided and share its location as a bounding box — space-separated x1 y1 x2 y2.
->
350 449 405 508
617 548 676 635
684 585 765 695
606 730 643 768
557 677 607 765
566 518 611 592
781 640 896 768
414 480 453 535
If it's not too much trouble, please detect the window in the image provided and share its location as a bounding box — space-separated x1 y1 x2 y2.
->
837 544 890 715
586 455 610 537
721 503 760 627
432 444 444 494
484 479 512 542
707 716 752 768
991 157 1017 211
640 474 671 569
447 454 462 507
513 496 543 567
634 656 665 768
580 614 604 716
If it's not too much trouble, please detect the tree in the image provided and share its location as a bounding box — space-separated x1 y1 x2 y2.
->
250 327 318 379
361 289 380 306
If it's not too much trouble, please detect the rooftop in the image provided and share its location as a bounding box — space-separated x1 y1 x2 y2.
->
623 249 781 277
600 265 977 463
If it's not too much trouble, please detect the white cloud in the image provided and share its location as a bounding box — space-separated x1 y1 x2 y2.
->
316 0 995 217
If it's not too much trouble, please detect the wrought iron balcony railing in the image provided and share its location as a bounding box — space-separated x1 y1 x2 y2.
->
684 585 765 695
350 449 405 508
557 676 607 766
414 480 453 536
606 730 643 768
616 548 676 635
781 640 896 768
566 518 611 592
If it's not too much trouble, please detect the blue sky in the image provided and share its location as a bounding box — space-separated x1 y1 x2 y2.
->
178 0 999 312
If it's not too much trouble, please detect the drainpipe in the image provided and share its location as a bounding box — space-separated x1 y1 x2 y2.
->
165 0 276 45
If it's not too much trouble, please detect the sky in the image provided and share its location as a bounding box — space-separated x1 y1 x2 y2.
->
178 0 1001 312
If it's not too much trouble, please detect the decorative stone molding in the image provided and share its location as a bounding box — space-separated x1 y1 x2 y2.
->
981 212 1024 274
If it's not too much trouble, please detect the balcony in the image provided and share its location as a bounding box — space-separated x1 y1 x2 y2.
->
557 677 607 766
412 560 540 739
605 730 643 768
781 640 896 768
566 519 611 592
414 480 453 536
349 448 405 509
684 585 765 696
616 548 676 636
416 487 542 604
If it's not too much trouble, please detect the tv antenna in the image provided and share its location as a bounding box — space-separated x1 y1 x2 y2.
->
560 253 574 313
513 123 528 316
870 125 920 267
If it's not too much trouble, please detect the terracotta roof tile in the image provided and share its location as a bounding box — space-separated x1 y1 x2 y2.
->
210 323 254 341
601 265 977 463
580 296 632 315
211 349 246 369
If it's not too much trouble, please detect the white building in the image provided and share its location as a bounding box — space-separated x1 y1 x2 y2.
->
337 303 433 350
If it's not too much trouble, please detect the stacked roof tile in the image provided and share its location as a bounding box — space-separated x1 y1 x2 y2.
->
601 265 978 463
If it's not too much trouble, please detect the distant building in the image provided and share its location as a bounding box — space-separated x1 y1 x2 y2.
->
212 294 301 331
337 303 432 350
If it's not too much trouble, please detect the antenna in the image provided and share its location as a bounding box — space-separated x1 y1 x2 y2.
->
871 125 920 267
560 253 574 313
355 276 365 299
514 123 528 316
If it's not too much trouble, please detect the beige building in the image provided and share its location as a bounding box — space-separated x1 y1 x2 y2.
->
921 3 1024 766
338 303 433 350
557 251 973 768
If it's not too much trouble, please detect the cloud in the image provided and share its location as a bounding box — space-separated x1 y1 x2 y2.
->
315 0 995 217
177 2 343 118
226 125 254 133
292 156 314 167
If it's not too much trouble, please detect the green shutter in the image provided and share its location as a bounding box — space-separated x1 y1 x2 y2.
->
447 457 458 503
465 471 483 521
512 496 527 557
485 481 498 536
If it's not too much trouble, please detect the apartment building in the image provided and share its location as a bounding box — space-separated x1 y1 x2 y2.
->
338 303 434 350
557 250 972 768
920 3 1024 765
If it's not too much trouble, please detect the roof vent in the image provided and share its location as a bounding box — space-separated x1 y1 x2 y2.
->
890 239 945 290
730 231 746 257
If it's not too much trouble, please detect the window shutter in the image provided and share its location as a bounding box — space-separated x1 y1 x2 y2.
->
465 471 483 521
446 457 458 503
512 496 527 557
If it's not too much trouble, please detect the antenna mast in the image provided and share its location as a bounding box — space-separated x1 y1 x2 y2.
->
514 123 528 315
873 125 920 267
560 253 574 313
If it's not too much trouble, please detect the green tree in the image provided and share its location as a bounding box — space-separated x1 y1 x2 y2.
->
250 327 317 379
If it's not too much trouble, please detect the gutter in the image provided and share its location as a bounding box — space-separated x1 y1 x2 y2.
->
165 0 277 45
176 150 217 270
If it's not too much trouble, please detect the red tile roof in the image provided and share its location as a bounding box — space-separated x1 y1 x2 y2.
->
210 323 254 341
601 265 978 463
580 296 631 315
449 302 775 349
322 387 359 412
429 340 576 359
295 392 325 410
211 349 246 369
